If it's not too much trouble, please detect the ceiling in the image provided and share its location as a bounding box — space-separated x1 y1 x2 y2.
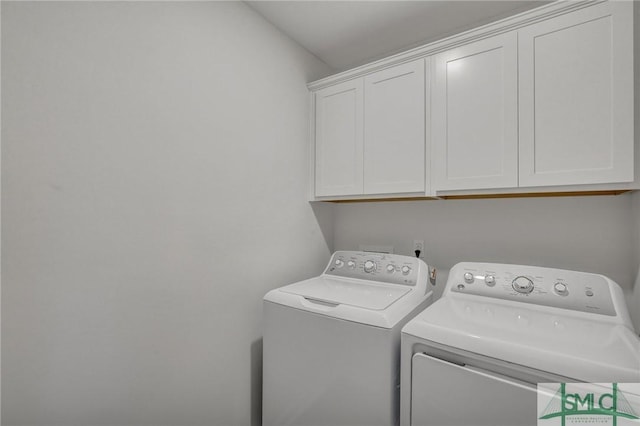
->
246 1 548 72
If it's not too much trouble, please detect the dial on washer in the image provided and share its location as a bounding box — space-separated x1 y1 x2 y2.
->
512 276 534 294
364 260 377 273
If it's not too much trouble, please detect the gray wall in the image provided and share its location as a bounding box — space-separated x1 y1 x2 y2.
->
1 2 332 425
332 194 639 328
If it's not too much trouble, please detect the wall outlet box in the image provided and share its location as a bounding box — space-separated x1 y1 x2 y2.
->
413 240 424 257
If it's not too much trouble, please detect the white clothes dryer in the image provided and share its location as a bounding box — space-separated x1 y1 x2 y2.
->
400 262 640 426
263 251 434 426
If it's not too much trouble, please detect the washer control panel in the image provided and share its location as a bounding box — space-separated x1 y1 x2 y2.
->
448 262 618 316
325 251 424 287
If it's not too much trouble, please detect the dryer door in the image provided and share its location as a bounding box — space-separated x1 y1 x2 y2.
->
411 353 538 426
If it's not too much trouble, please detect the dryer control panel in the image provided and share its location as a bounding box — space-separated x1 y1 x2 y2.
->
447 262 622 317
324 251 427 287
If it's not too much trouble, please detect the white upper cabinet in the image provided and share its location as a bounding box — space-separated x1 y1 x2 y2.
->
432 32 518 191
518 1 634 187
309 1 636 200
314 79 364 197
314 59 427 198
364 59 427 195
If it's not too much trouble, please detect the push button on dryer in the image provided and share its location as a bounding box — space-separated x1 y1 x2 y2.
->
512 276 534 294
553 282 568 296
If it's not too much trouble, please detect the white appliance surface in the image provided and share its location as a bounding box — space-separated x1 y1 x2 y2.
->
400 261 640 426
411 352 538 426
403 261 639 381
263 251 434 426
282 276 410 310
403 295 640 382
264 250 431 329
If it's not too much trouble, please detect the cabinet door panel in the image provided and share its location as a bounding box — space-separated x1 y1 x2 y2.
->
519 2 633 187
315 80 364 197
432 32 518 191
364 59 426 194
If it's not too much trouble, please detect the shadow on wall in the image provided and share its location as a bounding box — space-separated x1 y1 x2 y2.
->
310 202 335 254
251 338 263 426
632 266 640 335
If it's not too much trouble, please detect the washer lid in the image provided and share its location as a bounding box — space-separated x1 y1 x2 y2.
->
264 276 430 329
281 276 410 310
402 296 640 382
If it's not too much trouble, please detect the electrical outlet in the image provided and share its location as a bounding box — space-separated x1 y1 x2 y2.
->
413 240 424 257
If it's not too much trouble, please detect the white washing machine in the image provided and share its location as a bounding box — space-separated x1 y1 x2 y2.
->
400 262 640 426
263 251 434 426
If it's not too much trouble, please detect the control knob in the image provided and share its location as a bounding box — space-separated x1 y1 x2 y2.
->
464 272 474 283
484 275 496 286
364 260 377 273
386 264 395 273
512 276 534 294
347 260 356 269
401 266 411 276
334 259 344 268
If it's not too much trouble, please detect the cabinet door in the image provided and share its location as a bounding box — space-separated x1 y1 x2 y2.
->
315 79 364 197
432 32 518 191
519 2 633 187
364 59 426 194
